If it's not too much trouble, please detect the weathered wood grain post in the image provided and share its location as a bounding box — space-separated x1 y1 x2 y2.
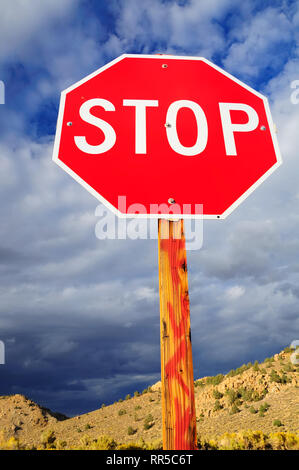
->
158 218 197 450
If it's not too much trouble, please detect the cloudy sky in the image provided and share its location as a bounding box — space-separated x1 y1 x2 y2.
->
0 0 298 416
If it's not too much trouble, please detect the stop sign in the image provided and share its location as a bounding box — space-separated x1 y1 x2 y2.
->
53 54 281 219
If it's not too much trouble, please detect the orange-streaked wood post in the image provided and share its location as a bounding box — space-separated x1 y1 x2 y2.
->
158 218 197 450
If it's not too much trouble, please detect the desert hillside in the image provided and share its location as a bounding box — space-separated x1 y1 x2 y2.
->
0 348 298 449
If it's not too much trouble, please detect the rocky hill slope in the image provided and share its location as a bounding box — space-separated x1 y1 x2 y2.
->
0 348 298 448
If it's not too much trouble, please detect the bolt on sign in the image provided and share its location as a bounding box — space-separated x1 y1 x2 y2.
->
53 55 282 449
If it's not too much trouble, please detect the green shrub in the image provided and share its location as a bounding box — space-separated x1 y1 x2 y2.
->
269 432 299 450
41 430 56 448
205 374 224 386
253 360 259 372
270 370 280 382
252 389 267 401
125 394 131 400
144 414 154 430
1 431 298 451
230 404 240 415
265 357 274 363
235 364 250 375
84 424 91 430
213 400 223 411
195 380 205 388
91 436 117 450
144 422 153 430
227 369 237 378
281 373 291 384
127 426 137 436
273 420 283 427
283 363 294 372
259 403 270 414
226 364 252 377
213 389 223 400
225 389 240 405
118 442 141 449
249 406 257 414
239 387 254 402
134 391 140 397
197 430 299 450
270 370 290 384
57 440 67 448
134 405 142 410
118 409 126 416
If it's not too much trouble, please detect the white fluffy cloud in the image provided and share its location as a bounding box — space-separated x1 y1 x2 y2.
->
0 0 79 62
223 7 294 79
114 0 236 57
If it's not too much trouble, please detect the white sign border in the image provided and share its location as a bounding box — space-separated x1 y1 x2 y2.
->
52 54 282 220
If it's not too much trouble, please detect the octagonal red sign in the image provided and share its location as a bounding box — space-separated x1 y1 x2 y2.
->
53 54 282 219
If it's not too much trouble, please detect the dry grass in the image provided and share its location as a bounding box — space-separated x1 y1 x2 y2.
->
1 430 298 450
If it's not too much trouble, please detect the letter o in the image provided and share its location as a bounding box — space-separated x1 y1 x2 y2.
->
166 100 208 156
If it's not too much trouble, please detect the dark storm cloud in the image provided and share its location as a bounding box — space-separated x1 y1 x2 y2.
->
0 0 298 415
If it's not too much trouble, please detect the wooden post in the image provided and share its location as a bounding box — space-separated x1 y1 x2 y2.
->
158 218 197 450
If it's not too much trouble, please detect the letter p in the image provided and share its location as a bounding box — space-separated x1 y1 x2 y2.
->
219 102 259 156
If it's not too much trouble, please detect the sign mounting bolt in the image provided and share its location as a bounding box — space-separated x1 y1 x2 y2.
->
162 64 168 68
168 198 175 204
260 125 266 131
67 122 73 126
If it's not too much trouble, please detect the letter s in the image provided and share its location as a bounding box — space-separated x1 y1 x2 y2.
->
74 98 116 154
